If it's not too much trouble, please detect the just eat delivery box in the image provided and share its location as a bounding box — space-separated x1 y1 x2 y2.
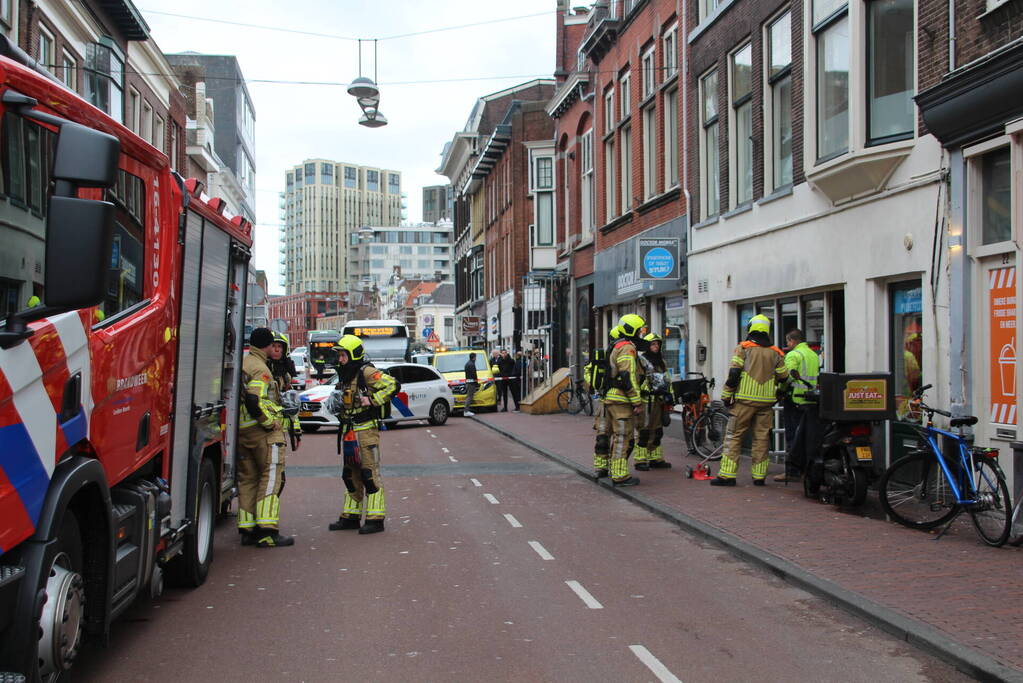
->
817 372 895 422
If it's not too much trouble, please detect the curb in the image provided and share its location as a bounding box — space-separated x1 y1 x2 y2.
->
471 415 1023 683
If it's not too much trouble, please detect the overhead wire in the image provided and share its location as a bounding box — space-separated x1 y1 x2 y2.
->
139 8 556 42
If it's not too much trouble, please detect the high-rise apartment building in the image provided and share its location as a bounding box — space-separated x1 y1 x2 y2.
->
422 185 453 224
282 159 403 295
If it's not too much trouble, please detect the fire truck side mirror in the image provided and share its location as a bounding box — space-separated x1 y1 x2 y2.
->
51 122 119 189
45 196 114 310
43 123 119 311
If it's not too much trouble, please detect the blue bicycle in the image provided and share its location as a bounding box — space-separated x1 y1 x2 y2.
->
878 385 1013 547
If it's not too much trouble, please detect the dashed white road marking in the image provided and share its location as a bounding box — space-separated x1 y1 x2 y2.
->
528 541 554 560
448 455 458 463
483 494 500 505
430 434 437 439
565 580 603 609
470 478 482 487
442 447 450 453
503 514 522 528
629 645 683 683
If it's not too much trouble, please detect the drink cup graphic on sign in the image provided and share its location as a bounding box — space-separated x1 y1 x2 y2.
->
999 336 1016 397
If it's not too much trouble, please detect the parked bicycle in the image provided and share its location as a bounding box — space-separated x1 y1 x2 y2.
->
557 367 594 416
878 384 1014 547
675 372 730 463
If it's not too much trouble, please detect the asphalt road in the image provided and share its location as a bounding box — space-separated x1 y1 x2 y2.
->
73 415 971 682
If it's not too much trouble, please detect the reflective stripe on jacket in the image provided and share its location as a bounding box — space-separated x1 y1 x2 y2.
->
240 348 283 430
785 342 820 405
604 340 644 405
722 340 788 404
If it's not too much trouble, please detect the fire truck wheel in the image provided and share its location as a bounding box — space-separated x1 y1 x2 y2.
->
36 510 85 682
166 458 216 588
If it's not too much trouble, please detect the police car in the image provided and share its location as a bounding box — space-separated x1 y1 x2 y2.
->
297 361 453 432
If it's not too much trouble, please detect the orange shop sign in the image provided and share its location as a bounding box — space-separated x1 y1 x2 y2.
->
988 266 1017 425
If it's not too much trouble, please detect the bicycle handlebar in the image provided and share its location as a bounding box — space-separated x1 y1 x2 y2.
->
910 384 953 418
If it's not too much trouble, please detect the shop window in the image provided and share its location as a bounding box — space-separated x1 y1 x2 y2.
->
779 298 799 347
890 281 923 421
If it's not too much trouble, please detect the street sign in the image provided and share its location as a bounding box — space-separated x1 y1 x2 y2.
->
638 237 680 281
427 331 440 344
422 326 434 339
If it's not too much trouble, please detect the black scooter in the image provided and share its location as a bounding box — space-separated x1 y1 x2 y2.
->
797 384 876 507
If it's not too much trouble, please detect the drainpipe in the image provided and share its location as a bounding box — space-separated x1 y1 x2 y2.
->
948 0 956 72
679 0 693 374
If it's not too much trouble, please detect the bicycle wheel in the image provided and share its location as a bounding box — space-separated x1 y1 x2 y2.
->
556 388 574 414
693 408 729 462
582 391 594 417
969 459 1012 547
878 451 958 529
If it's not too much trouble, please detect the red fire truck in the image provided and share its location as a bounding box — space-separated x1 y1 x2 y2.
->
0 42 251 680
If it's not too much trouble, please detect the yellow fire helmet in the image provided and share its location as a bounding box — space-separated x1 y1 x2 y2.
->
609 325 622 340
748 314 771 334
643 332 663 343
272 331 290 352
618 313 646 338
333 334 365 361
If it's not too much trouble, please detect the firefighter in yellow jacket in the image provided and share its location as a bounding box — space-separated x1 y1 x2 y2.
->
238 327 293 547
603 314 647 486
634 331 673 470
713 314 789 486
327 334 398 534
586 326 620 478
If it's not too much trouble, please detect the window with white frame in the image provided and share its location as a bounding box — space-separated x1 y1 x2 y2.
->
169 122 178 170
577 47 586 73
61 51 77 91
700 0 724 22
731 43 753 206
814 0 849 161
154 115 164 152
141 101 153 144
664 87 679 188
605 139 616 219
38 26 54 74
701 70 720 218
866 0 914 145
604 88 615 134
642 105 657 199
767 11 793 190
662 25 678 79
620 125 633 211
620 71 632 118
532 155 554 245
128 88 140 133
0 0 11 27
580 130 595 238
967 144 1013 247
641 46 656 99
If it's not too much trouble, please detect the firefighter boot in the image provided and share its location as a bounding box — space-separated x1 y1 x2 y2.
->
649 446 672 468
255 528 295 547
239 529 257 546
709 477 736 487
329 516 361 531
359 519 385 535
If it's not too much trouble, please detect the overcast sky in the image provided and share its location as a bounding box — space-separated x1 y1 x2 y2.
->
139 1 558 294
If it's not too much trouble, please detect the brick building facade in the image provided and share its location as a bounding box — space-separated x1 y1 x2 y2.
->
550 0 689 371
916 0 1023 461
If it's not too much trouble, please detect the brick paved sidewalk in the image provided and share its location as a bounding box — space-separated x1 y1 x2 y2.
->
473 410 1023 678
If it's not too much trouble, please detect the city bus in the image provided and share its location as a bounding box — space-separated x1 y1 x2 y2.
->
342 319 411 362
308 329 341 378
